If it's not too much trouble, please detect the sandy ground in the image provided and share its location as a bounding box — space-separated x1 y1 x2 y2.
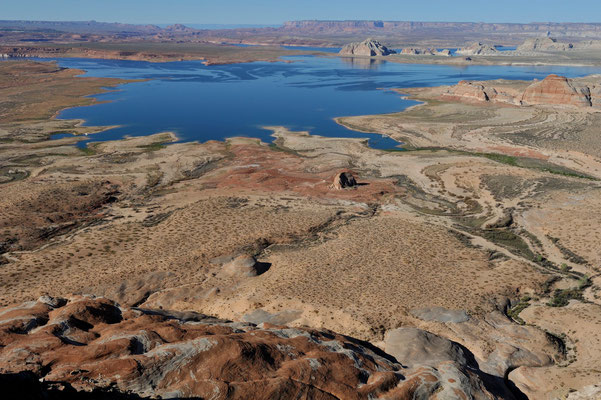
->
2 60 601 398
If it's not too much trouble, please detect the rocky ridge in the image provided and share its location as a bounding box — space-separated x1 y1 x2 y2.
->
0 296 522 399
456 42 499 56
440 74 600 108
515 37 601 54
399 47 451 56
517 37 574 52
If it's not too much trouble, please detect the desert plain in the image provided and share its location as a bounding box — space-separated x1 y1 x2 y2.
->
1 22 601 399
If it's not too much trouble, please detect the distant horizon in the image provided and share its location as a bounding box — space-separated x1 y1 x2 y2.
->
4 0 601 25
2 19 601 28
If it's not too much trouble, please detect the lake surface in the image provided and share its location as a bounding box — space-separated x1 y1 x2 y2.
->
281 45 341 53
30 55 601 149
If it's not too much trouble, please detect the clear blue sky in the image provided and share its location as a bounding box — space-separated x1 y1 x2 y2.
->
3 0 600 25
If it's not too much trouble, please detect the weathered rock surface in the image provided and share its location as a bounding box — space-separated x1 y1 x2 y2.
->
221 254 262 277
442 80 498 103
385 328 469 367
439 74 600 109
331 171 358 190
516 37 574 52
565 383 601 399
0 296 517 399
339 39 395 57
456 42 499 56
410 306 470 323
399 48 451 56
384 327 518 399
443 308 558 379
400 47 433 55
520 74 592 107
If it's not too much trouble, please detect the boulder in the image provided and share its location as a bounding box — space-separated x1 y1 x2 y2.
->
339 38 396 56
331 171 357 190
385 327 469 368
222 254 260 277
521 74 592 107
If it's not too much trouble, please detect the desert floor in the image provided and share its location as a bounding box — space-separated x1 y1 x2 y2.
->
1 60 601 398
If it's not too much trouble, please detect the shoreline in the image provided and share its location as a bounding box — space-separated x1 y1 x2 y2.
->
4 43 601 67
3 56 601 399
38 57 601 155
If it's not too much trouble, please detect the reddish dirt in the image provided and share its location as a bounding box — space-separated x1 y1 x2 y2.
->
207 144 402 202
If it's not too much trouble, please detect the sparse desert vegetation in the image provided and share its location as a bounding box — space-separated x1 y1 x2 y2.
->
2 49 601 399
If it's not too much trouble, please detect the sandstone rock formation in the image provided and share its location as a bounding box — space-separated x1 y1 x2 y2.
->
0 296 514 399
517 37 574 52
410 306 470 323
442 80 497 103
339 39 396 57
520 74 592 107
400 47 433 55
331 171 358 189
399 48 451 56
439 74 600 109
221 254 264 277
386 328 469 368
565 383 601 399
456 42 499 56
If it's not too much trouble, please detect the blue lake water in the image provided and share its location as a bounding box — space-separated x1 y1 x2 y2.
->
26 55 601 149
497 46 518 52
281 45 342 53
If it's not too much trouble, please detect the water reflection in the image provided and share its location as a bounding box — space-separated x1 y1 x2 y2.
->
340 57 386 70
24 55 601 151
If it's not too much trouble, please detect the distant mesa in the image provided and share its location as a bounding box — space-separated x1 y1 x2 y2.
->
516 36 601 53
456 42 498 56
164 23 191 31
517 37 574 52
339 38 396 56
162 24 199 34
